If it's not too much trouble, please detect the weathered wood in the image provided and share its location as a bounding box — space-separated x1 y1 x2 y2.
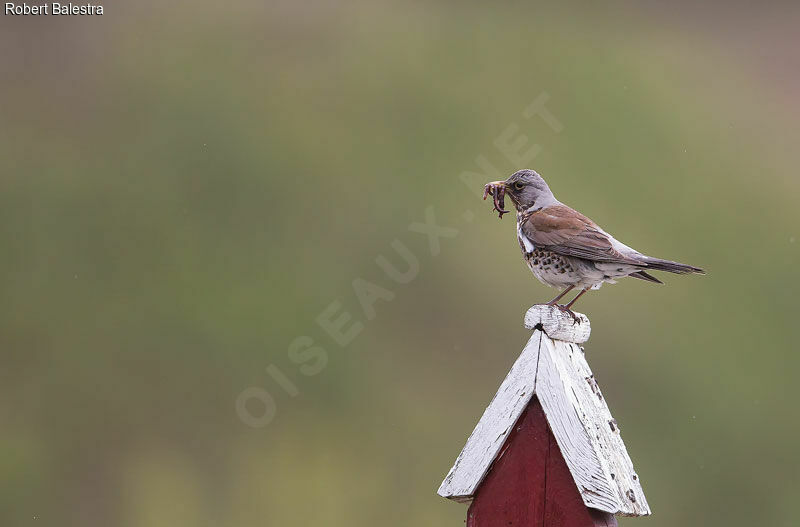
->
536 337 650 516
466 398 549 525
438 332 542 502
544 409 619 527
438 306 650 517
466 398 618 527
524 304 590 343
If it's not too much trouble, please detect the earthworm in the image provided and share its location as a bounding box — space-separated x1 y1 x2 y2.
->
483 182 509 219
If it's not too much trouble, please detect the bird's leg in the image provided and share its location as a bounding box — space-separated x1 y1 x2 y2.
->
556 287 590 325
545 285 575 305
564 288 589 309
564 287 589 309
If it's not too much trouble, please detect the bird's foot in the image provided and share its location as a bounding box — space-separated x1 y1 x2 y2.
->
554 304 581 325
536 302 582 325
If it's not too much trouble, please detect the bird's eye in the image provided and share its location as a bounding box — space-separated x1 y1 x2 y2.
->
514 182 524 190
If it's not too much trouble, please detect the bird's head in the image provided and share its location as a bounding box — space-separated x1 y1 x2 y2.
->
485 169 557 214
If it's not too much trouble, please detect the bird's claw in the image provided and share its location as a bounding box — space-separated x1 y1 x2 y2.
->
555 304 581 325
539 302 582 325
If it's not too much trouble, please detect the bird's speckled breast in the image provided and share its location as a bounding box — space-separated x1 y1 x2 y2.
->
522 247 582 288
516 221 611 289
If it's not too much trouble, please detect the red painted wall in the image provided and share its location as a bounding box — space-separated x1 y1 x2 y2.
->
466 397 617 527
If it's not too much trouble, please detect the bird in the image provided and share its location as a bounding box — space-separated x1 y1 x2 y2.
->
483 169 704 321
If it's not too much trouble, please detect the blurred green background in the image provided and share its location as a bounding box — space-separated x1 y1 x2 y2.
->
1 1 799 525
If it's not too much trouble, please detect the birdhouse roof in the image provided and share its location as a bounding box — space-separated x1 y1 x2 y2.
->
437 305 651 517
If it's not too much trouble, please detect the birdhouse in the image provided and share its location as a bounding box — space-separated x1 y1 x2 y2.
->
437 305 651 526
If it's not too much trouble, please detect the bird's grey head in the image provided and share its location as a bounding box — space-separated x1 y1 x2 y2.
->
503 169 557 211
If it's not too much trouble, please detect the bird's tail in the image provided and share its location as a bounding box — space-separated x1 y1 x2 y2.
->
629 270 664 284
643 257 705 275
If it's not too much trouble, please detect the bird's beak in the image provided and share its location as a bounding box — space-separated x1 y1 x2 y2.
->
483 180 506 199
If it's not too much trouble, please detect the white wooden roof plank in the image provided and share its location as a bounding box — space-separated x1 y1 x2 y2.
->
437 305 651 517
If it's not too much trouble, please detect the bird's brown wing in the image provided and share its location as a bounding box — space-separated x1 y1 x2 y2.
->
520 205 641 265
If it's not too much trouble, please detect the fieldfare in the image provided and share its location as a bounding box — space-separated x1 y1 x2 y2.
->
484 169 704 321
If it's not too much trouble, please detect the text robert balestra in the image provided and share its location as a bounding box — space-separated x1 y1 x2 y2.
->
4 3 104 15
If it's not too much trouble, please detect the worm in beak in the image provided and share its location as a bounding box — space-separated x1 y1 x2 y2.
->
483 181 509 219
